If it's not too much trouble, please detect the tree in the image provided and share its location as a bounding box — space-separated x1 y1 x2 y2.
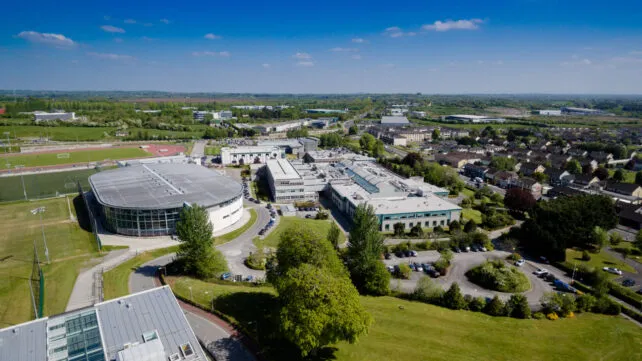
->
372 140 385 158
504 188 536 213
592 226 609 251
277 264 372 356
402 152 423 168
359 133 376 153
565 159 582 175
576 294 597 312
441 283 467 310
327 222 342 249
506 294 531 319
490 157 517 171
175 205 228 279
483 295 506 316
412 276 444 304
468 297 486 312
463 219 477 233
593 167 609 181
432 128 440 140
540 292 576 317
582 164 593 175
408 224 423 237
612 169 624 182
393 222 406 236
635 229 642 251
490 193 503 204
348 125 358 135
346 204 390 295
449 220 461 233
635 171 642 186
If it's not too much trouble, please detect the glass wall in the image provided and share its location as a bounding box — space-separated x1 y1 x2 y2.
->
102 206 182 236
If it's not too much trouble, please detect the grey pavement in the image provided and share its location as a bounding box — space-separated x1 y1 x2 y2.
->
191 140 207 158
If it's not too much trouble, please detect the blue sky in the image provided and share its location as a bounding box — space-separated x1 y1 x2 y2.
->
1 0 642 93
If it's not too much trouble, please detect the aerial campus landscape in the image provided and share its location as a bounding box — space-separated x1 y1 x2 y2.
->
1 2 642 361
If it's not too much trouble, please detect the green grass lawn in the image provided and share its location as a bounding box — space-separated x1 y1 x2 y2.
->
0 197 99 326
611 241 642 264
607 169 636 183
204 145 221 156
0 168 102 202
167 276 642 361
565 248 636 275
214 208 257 245
0 125 117 141
3 147 149 168
253 216 345 249
461 208 482 224
102 246 179 300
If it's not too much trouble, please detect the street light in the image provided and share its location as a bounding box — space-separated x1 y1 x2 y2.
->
31 206 50 263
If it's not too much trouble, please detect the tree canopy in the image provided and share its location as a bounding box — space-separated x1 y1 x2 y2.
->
504 188 536 213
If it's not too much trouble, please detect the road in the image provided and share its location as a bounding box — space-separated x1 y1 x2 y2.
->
191 140 207 158
384 145 408 158
458 173 507 196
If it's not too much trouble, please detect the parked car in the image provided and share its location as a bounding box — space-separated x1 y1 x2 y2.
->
395 251 405 258
464 246 471 252
220 272 231 280
534 268 549 276
515 259 525 267
384 252 391 260
415 264 424 272
386 265 394 273
452 246 461 253
408 263 416 271
254 199 261 204
245 275 254 282
480 246 488 252
305 214 312 219
545 273 557 282
622 279 636 287
404 250 412 257
258 229 265 235
540 256 550 264
603 267 623 275
410 250 418 257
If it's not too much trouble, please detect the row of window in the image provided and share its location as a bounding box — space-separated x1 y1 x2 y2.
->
383 212 448 221
383 219 447 231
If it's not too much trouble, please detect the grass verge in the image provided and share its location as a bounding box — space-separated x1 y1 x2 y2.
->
253 216 345 249
214 208 257 246
461 208 482 224
565 248 636 275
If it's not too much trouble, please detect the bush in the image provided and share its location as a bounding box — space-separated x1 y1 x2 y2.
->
532 312 546 320
412 277 444 304
507 252 521 261
546 312 559 320
245 250 268 270
414 241 430 251
609 233 623 246
575 294 597 312
581 250 591 261
441 283 467 310
608 282 642 309
466 260 530 293
463 219 477 233
315 210 329 220
468 296 486 312
484 296 506 316
449 220 461 234
540 292 576 317
433 258 449 275
397 263 412 279
506 294 531 319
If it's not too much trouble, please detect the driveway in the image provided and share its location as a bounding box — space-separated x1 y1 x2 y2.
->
385 250 556 307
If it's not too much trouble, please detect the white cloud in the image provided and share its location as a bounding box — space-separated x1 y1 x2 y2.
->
296 61 314 67
383 26 416 38
160 19 170 24
351 54 362 60
114 38 124 43
101 25 125 33
87 52 135 61
352 38 366 43
124 19 136 24
330 47 358 52
262 63 271 68
17 31 76 48
204 33 222 40
143 23 153 27
293 52 312 59
192 51 230 57
422 19 484 32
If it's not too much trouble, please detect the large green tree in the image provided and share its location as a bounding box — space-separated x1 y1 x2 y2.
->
277 264 372 356
175 205 228 278
327 222 342 249
565 159 582 175
346 204 390 295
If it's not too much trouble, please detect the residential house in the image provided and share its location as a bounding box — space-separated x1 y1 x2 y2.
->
603 182 642 198
573 174 599 188
579 158 598 172
549 154 573 169
514 177 543 199
567 148 588 158
520 163 546 177
492 170 519 188
463 163 489 180
589 151 614 164
435 152 481 169
617 203 642 230
545 169 575 186
547 186 584 199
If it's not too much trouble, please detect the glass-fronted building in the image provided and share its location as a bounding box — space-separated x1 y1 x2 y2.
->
101 206 183 237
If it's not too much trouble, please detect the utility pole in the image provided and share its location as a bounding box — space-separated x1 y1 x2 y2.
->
32 207 50 264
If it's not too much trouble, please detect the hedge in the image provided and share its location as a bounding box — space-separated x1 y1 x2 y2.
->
608 283 642 309
620 305 642 324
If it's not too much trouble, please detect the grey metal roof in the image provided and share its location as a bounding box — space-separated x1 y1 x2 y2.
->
96 286 206 361
90 163 242 209
381 116 410 124
0 318 47 361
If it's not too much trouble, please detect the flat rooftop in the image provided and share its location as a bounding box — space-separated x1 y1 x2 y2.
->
90 163 241 209
381 116 410 124
267 158 301 180
221 146 279 153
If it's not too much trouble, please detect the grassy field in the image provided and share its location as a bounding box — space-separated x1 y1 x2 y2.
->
565 248 636 275
461 208 482 224
0 168 103 202
608 169 636 183
0 197 99 326
611 241 642 264
214 208 257 245
167 276 642 361
0 125 117 141
253 216 345 249
205 146 221 156
102 246 179 300
3 147 149 168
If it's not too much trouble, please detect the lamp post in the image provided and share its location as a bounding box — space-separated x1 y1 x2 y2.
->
32 206 50 263
15 165 26 200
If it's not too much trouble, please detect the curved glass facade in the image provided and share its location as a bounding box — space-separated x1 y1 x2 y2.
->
102 206 182 237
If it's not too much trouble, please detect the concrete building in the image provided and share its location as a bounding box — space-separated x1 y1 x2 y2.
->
303 149 374 164
410 111 427 118
536 110 562 116
34 111 76 122
220 146 284 165
266 159 313 203
0 286 206 361
381 116 410 127
89 163 243 236
257 139 305 156
305 108 347 114
254 121 302 134
561 107 610 116
443 114 506 123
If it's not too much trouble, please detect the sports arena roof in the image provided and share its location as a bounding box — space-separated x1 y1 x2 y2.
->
89 163 242 209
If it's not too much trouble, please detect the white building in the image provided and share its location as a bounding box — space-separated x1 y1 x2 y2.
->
34 111 76 122
381 116 410 127
220 146 284 165
444 115 506 123
254 120 303 134
410 111 427 118
537 110 562 116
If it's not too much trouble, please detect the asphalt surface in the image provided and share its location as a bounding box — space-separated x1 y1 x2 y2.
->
385 250 558 307
191 140 207 158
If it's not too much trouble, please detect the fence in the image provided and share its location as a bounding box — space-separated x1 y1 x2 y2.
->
77 181 102 251
0 167 104 203
30 242 44 319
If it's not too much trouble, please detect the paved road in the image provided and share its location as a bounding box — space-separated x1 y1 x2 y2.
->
384 145 408 158
191 140 207 158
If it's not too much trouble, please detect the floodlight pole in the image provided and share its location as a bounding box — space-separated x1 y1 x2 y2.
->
15 165 27 200
38 208 50 264
29 240 39 319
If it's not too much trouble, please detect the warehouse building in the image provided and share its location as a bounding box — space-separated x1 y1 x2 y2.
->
443 114 506 123
381 116 410 127
34 111 76 122
89 163 243 236
0 286 206 361
220 146 284 165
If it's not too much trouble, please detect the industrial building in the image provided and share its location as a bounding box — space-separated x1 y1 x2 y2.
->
193 110 233 122
253 121 302 134
305 108 347 114
561 107 611 116
380 116 410 127
0 286 206 361
443 115 506 123
536 110 562 116
266 159 323 203
34 111 76 122
89 163 243 236
220 146 284 165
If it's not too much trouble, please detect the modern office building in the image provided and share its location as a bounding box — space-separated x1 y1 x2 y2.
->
443 114 506 123
257 139 305 156
536 110 562 116
266 159 313 203
0 286 206 361
220 146 284 165
305 108 347 114
89 163 243 236
34 111 76 122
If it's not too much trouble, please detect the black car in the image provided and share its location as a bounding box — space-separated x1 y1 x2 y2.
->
637 288 642 295
453 246 461 253
622 279 636 287
384 252 391 260
404 250 412 257
254 199 261 204
258 229 265 235
545 273 556 282
395 251 405 258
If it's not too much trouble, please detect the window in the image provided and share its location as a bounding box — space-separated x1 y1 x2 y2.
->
169 354 181 361
440 220 445 225
409 222 413 227
180 342 195 357
142 330 158 342
384 224 389 231
425 221 429 227
433 221 437 226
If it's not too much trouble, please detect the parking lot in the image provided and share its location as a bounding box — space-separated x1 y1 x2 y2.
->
384 250 561 306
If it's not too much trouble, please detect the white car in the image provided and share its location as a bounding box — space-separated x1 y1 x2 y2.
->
603 267 623 275
534 268 549 276
515 259 525 267
415 265 424 272
480 247 488 252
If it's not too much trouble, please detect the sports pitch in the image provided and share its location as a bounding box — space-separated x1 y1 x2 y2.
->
0 197 100 326
1 147 149 168
0 168 103 202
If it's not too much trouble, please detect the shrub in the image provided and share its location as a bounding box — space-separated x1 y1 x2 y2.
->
412 276 444 304
433 258 449 275
507 252 521 261
468 296 486 312
540 292 576 317
408 224 424 237
245 250 268 270
466 260 530 293
483 295 506 316
581 250 591 261
414 241 430 251
434 225 445 234
608 282 642 309
576 294 597 312
463 219 477 233
506 294 531 319
546 312 559 320
532 312 545 320
397 263 412 279
315 210 329 220
609 232 623 246
449 220 461 234
441 283 467 310
439 249 454 264
592 296 621 315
